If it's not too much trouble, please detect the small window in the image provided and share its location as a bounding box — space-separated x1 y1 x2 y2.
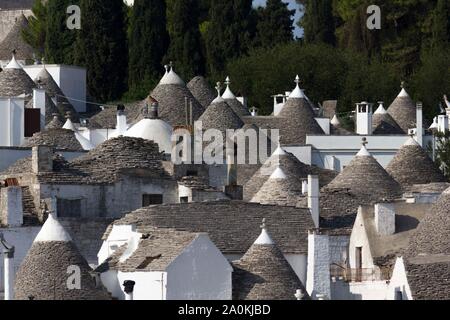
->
180 197 189 203
57 198 82 217
186 170 198 177
395 291 403 301
142 194 163 207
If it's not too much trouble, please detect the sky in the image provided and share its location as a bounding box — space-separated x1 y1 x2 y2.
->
124 0 304 38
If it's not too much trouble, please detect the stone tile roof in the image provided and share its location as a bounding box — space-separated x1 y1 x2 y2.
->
87 100 145 129
187 76 216 109
387 90 417 134
320 152 402 233
243 148 337 201
405 257 450 300
386 141 447 187
232 242 309 300
0 14 34 61
2 137 169 185
14 240 111 300
251 169 305 207
406 187 450 258
178 176 216 190
101 228 199 273
45 114 64 129
372 112 404 135
276 97 325 144
25 94 61 126
150 83 204 127
0 64 35 97
22 128 84 151
224 98 250 117
360 203 428 268
107 201 315 255
33 67 79 122
198 100 244 133
330 123 353 135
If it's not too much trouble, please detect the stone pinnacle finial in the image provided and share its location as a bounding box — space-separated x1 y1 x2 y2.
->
164 64 169 73
362 137 368 147
261 218 267 230
169 61 173 70
401 81 405 89
225 76 231 86
216 82 222 97
295 75 300 85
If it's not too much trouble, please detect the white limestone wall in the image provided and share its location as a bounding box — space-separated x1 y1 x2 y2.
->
39 177 178 218
166 235 232 300
23 65 87 112
285 254 307 286
98 224 136 264
349 213 374 269
307 233 331 299
0 98 25 147
0 226 41 293
329 235 350 266
386 257 413 300
331 280 389 300
117 271 167 300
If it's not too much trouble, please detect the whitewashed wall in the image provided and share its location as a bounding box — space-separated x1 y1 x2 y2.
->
349 212 375 269
386 257 413 300
166 235 232 300
331 280 389 300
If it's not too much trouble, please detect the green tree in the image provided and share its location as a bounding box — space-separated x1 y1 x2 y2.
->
206 0 256 77
75 0 128 102
255 0 295 48
22 0 47 58
298 0 335 45
45 0 79 64
434 130 450 179
127 0 169 99
430 0 450 49
166 0 205 79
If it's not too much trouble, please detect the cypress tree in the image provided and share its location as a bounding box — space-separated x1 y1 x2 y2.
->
255 0 295 48
128 0 169 98
167 0 205 79
74 0 128 102
299 0 336 45
45 0 79 64
206 0 256 77
431 0 450 49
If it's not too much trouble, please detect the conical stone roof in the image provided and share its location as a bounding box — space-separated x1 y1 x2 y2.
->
387 86 417 134
34 67 79 121
372 104 403 134
406 187 450 258
187 76 216 109
386 138 447 187
26 93 60 125
22 128 84 151
232 223 309 300
198 99 244 133
277 77 324 144
0 55 36 97
244 145 337 201
150 68 204 127
0 14 35 61
251 167 304 206
14 214 111 300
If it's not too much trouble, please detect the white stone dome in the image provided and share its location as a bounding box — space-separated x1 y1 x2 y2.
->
124 118 173 154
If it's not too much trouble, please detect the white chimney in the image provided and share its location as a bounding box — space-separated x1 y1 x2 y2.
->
0 186 24 227
356 102 373 135
33 88 46 130
116 105 127 135
32 145 54 174
302 180 308 195
0 234 15 301
250 107 258 117
415 102 423 146
308 175 320 228
438 115 449 133
307 230 331 300
374 203 396 236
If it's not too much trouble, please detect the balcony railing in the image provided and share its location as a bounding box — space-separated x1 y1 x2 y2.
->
330 265 392 283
